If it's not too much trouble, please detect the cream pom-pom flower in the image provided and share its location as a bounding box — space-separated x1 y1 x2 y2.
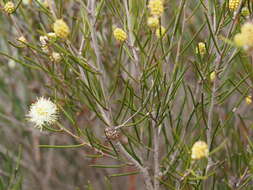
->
4 1 15 14
246 95 252 104
147 16 159 28
195 42 206 55
27 97 58 130
113 28 127 42
210 71 216 82
191 141 209 160
53 19 70 39
148 0 164 17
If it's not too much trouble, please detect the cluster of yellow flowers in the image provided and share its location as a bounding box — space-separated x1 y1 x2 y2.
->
4 3 33 51
156 26 166 38
50 52 62 63
210 71 216 82
228 0 240 12
3 1 15 14
36 19 68 61
191 141 209 160
148 0 164 17
196 42 206 55
246 95 252 104
234 22 253 50
229 0 250 17
147 17 159 28
113 28 127 43
147 0 166 38
53 19 70 39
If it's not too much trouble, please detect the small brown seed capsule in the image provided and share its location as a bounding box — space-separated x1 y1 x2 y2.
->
104 127 120 140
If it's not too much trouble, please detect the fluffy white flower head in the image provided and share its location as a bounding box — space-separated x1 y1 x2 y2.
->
27 97 58 130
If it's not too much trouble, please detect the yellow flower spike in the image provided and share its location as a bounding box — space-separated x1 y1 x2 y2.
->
241 7 250 17
246 95 252 104
113 28 127 42
148 0 164 17
210 71 216 82
195 42 206 55
229 0 240 11
147 17 159 28
191 141 209 160
4 1 15 14
53 19 70 39
155 26 166 38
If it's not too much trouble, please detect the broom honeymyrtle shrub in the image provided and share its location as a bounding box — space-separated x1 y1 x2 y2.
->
1 0 253 189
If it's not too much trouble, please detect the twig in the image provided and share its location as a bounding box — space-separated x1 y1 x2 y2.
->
116 142 154 190
153 120 159 190
205 0 243 178
206 0 243 147
87 0 112 126
56 122 117 159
